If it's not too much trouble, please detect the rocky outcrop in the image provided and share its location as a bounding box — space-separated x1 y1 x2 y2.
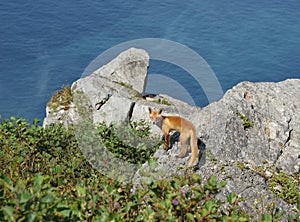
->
135 79 300 216
199 79 300 175
43 48 149 127
43 48 300 217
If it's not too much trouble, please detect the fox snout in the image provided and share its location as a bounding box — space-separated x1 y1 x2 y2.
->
150 118 156 124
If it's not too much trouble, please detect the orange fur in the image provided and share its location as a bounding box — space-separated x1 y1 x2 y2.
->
148 107 198 167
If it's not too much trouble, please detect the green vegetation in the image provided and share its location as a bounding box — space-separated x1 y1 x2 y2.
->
160 98 172 106
152 98 172 106
270 171 300 204
47 85 73 110
236 161 247 171
237 112 253 129
0 117 299 221
249 165 300 205
97 120 161 164
239 163 300 207
118 81 133 89
116 81 142 99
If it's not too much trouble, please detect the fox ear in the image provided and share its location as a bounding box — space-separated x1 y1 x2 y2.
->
148 107 152 113
158 108 163 114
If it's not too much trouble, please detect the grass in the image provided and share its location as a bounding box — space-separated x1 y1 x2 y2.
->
47 85 73 111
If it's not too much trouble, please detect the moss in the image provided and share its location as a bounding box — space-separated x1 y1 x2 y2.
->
161 98 172 106
239 163 299 205
269 171 299 204
236 161 247 171
152 98 172 106
237 112 253 129
118 81 133 89
219 164 226 172
47 85 73 111
206 151 218 163
252 166 268 179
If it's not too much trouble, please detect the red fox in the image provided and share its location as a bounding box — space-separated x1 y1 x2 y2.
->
148 107 198 167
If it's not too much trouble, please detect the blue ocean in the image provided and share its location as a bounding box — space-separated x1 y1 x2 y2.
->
0 0 299 122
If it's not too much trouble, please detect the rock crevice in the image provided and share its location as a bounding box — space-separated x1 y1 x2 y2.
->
43 48 300 216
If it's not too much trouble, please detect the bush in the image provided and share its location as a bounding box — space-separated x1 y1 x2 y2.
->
97 120 161 164
0 117 299 221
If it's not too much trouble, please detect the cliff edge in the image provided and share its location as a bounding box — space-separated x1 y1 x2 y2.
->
43 48 300 216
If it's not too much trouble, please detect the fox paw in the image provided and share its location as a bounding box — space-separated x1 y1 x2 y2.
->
164 145 172 151
176 153 186 158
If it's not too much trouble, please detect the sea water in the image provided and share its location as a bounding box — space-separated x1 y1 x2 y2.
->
0 0 299 121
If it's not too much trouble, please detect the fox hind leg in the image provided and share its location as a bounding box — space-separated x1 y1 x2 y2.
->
188 131 198 167
186 138 191 152
177 133 188 158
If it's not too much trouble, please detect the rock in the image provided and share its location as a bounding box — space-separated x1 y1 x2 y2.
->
92 48 149 94
43 47 300 218
43 48 149 127
198 79 300 175
132 79 300 217
43 101 80 128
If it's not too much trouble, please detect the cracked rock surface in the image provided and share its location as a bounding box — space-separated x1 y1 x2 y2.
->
43 48 149 127
197 80 300 175
43 48 300 218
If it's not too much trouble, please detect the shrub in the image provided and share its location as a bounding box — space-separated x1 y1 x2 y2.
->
0 117 299 221
97 120 161 164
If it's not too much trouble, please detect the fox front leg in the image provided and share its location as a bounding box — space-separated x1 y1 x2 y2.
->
162 124 171 150
164 132 171 150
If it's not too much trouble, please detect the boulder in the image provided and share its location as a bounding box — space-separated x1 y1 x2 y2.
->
43 47 300 218
134 79 300 217
198 80 300 175
92 47 149 94
43 48 149 127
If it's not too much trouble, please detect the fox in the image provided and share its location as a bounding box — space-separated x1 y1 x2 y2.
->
148 107 198 167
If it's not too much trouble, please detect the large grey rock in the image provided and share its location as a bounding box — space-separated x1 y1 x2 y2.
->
42 102 81 128
133 79 300 218
198 79 300 175
43 47 300 218
92 47 149 94
43 48 149 127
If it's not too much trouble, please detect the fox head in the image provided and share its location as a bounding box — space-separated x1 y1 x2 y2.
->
148 107 163 125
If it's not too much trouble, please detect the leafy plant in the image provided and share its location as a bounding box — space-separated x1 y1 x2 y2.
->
97 120 161 164
139 174 249 221
0 117 299 221
1 174 61 221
